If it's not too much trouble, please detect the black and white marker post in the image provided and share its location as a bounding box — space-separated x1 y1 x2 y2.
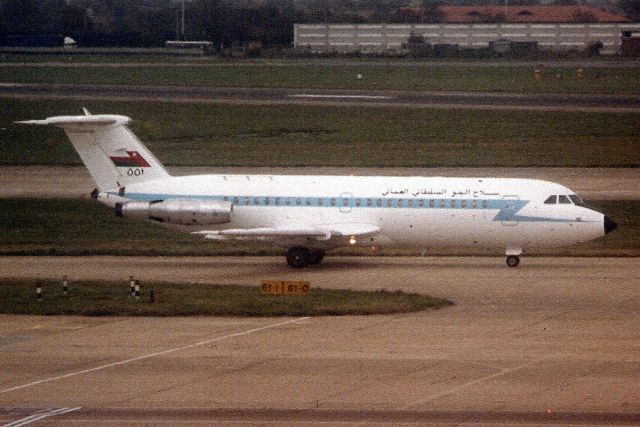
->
36 282 42 301
134 282 140 300
129 275 135 298
62 275 69 296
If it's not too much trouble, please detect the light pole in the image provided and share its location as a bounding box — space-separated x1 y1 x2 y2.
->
181 0 185 40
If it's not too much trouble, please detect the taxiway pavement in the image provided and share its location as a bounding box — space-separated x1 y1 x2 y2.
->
1 256 639 425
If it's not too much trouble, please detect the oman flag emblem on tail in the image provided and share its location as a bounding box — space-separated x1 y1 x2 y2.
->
109 150 151 168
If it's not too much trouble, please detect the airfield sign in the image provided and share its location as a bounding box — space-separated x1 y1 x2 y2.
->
261 280 310 295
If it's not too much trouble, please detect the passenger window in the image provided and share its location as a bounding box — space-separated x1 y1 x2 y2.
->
440 200 446 208
343 198 348 206
461 200 467 208
558 195 571 204
367 199 372 207
376 199 382 207
428 200 434 208
544 195 557 204
296 197 301 205
318 198 323 206
471 200 477 208
254 197 260 205
482 200 488 208
450 200 456 208
305 198 311 206
330 198 336 206
386 199 393 207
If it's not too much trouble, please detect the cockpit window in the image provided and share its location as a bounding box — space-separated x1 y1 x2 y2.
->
569 195 583 205
569 194 597 210
544 195 557 204
558 195 571 204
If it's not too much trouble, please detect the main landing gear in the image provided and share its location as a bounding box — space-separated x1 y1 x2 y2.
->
506 255 520 268
286 247 325 268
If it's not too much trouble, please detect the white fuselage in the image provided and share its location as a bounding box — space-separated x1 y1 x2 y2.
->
100 174 606 253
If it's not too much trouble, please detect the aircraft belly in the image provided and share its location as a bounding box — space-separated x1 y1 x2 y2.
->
383 210 493 247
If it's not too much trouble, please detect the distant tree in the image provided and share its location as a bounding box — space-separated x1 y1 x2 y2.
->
369 0 410 23
619 0 640 21
421 0 445 23
572 9 599 23
1 0 50 34
59 1 93 37
548 0 579 5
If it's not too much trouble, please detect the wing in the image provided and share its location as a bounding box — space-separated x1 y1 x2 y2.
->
193 223 380 246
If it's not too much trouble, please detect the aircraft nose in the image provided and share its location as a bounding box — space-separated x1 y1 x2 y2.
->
604 215 618 234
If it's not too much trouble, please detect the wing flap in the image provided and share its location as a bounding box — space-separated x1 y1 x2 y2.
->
193 223 380 242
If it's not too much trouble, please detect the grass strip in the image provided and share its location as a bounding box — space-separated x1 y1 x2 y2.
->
0 279 452 317
0 198 637 257
0 63 638 94
3 98 639 168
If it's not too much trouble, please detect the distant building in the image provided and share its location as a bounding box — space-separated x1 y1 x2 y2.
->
294 22 640 55
434 6 629 24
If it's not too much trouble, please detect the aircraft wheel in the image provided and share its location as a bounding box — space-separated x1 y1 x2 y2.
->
506 255 520 268
286 247 312 268
310 250 325 265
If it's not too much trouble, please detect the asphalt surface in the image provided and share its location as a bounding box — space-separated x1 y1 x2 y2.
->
1 256 639 425
2 83 639 112
2 166 638 200
1 64 638 424
2 60 640 68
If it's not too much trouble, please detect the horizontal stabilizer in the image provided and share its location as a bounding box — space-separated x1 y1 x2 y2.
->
16 115 126 127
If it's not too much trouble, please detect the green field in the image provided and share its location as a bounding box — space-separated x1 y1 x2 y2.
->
0 279 452 316
0 198 637 257
3 98 639 167
1 63 638 94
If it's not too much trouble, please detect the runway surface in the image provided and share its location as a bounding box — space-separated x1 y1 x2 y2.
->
2 165 638 200
2 83 639 112
1 256 639 425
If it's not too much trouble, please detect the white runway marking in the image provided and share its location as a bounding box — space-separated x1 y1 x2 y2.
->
0 317 309 394
403 358 543 409
2 407 81 427
288 94 393 100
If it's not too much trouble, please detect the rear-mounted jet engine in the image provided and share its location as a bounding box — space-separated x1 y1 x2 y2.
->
115 199 232 225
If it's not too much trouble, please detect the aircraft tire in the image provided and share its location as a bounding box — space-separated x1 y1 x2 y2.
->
286 246 312 268
310 250 325 265
506 255 520 268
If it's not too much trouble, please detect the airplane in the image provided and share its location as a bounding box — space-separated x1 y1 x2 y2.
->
18 110 617 268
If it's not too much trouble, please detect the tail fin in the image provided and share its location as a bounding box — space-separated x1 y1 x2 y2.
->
17 111 170 190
